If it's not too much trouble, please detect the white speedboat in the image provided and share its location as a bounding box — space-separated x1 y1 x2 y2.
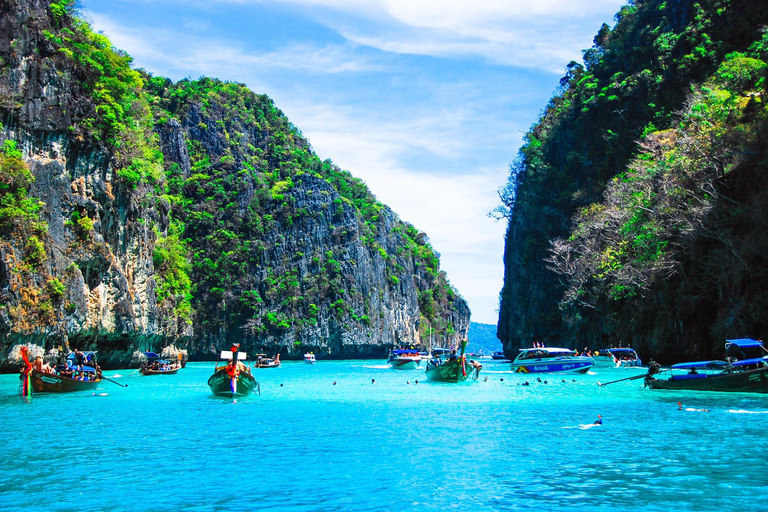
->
510 347 593 374
387 349 424 370
593 347 642 367
304 353 316 364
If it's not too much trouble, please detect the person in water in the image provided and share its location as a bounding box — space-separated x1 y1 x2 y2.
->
594 415 602 425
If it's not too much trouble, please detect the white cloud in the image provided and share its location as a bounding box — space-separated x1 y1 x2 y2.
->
207 0 625 71
90 12 384 80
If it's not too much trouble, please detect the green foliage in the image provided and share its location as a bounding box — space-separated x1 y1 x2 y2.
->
46 277 66 301
66 210 94 239
0 140 44 235
153 222 192 322
499 0 768 351
24 236 46 267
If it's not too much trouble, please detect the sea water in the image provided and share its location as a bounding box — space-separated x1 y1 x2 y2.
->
1 360 766 512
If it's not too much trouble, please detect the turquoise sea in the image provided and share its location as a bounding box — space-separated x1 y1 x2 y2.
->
1 359 767 511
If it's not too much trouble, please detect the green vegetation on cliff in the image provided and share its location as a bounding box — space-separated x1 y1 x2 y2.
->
0 0 468 359
498 0 768 362
143 76 461 343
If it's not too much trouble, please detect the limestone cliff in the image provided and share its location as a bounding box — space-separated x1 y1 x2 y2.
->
0 0 469 369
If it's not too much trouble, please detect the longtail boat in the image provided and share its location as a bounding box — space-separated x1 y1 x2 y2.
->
254 353 281 369
140 352 181 375
208 344 259 397
19 347 101 396
425 341 481 383
645 338 768 393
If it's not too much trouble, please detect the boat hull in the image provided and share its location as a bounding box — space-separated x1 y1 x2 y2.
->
592 357 642 368
389 358 422 370
140 368 179 375
646 367 768 393
207 369 258 397
425 359 480 383
28 371 100 393
253 362 280 368
510 359 593 374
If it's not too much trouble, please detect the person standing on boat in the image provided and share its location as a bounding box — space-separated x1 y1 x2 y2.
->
226 358 240 395
73 349 85 371
594 415 602 425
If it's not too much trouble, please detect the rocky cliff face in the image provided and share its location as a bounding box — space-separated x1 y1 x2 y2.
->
496 0 768 362
0 0 469 370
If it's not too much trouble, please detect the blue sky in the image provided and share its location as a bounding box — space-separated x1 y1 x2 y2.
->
80 0 627 325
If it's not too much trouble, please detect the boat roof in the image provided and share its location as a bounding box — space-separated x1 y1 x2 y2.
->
726 338 763 348
143 352 159 358
731 357 767 367
518 347 574 354
59 363 96 372
671 360 728 370
391 349 420 354
608 348 637 354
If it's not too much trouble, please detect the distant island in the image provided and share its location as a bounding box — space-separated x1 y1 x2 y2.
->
467 322 502 355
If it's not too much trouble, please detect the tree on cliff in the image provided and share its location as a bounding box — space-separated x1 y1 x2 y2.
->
497 0 768 362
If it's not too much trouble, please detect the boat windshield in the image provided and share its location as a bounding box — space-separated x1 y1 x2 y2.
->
518 348 575 360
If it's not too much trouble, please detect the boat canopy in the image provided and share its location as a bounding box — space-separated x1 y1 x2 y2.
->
391 349 420 355
730 357 767 367
519 347 574 354
671 360 728 370
726 338 764 348
60 362 96 372
220 350 247 360
143 352 159 358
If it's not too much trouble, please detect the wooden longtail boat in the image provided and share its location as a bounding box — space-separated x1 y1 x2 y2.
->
645 338 768 393
425 341 481 383
27 370 100 393
645 365 768 393
139 352 181 375
18 347 102 396
254 354 280 369
208 344 259 397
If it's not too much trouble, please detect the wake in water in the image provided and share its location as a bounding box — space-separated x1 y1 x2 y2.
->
727 409 768 414
561 423 602 430
562 415 603 430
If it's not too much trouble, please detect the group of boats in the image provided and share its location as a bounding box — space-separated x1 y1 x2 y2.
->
16 337 768 398
387 343 483 383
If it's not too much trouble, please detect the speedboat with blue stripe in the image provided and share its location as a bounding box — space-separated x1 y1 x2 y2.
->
510 347 593 374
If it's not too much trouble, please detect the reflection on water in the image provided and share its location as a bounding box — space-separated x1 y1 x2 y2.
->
0 360 766 511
